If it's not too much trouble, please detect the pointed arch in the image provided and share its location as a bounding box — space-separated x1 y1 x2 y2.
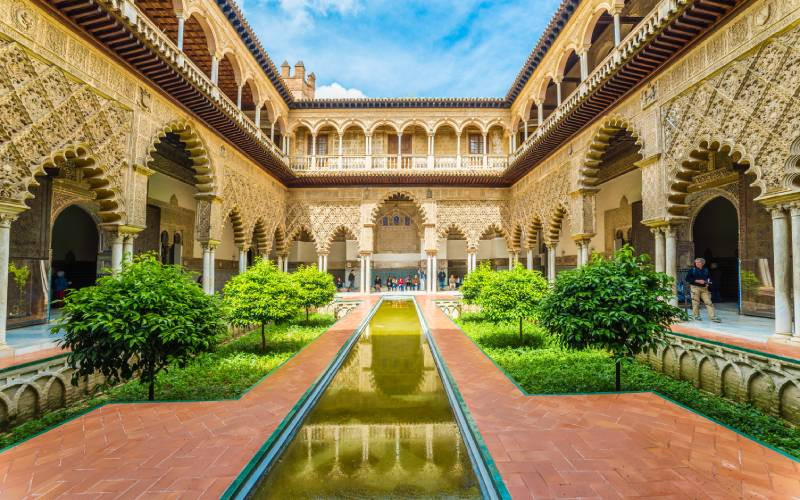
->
475 222 510 250
225 206 247 246
250 217 269 254
546 205 568 244
146 120 217 197
323 225 358 253
526 217 543 249
438 222 468 240
370 191 429 225
580 115 644 189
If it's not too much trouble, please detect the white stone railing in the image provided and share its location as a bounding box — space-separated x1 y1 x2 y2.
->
509 0 685 164
434 156 457 169
290 154 507 172
107 0 289 166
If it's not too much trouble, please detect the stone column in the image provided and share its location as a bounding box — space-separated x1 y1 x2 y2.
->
791 204 800 342
270 121 275 143
397 133 402 168
613 13 622 46
365 254 372 294
210 54 219 85
579 50 589 81
432 255 438 292
255 105 261 128
311 133 317 169
537 102 544 125
0 208 23 350
524 121 529 141
277 255 284 271
652 227 665 273
337 133 343 169
238 246 247 274
236 84 243 109
555 79 562 106
317 254 323 270
283 255 289 273
123 234 135 263
209 244 217 293
109 230 124 275
323 253 329 272
366 134 373 169
526 249 533 270
456 133 462 168
426 254 433 292
427 133 434 169
176 14 185 51
771 206 792 337
202 243 212 294
664 225 678 306
482 132 488 167
508 252 516 270
546 243 556 282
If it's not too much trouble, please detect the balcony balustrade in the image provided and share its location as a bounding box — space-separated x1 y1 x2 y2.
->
289 153 508 172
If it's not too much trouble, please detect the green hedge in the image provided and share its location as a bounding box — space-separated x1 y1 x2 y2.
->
456 313 800 460
0 314 335 450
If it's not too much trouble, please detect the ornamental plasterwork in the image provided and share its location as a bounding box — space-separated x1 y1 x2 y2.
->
220 167 285 249
511 164 570 243
661 24 800 215
0 40 132 223
436 200 510 250
680 185 740 241
284 200 360 253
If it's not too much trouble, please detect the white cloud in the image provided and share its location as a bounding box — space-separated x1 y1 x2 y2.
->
277 0 361 28
315 82 367 99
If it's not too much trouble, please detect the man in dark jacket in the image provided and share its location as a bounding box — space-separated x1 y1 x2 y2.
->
685 257 720 322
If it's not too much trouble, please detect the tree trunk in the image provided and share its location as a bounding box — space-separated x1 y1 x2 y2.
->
615 360 621 392
148 379 155 401
306 307 310 323
519 317 523 342
261 322 266 352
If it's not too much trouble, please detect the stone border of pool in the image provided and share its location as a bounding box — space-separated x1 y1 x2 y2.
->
221 296 384 499
412 297 512 500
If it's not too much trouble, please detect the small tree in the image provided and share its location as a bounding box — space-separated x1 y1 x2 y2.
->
55 254 225 400
460 261 494 304
538 246 685 391
291 265 336 322
478 264 549 341
223 259 300 352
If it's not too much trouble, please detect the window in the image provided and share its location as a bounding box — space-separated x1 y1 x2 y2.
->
468 134 483 154
305 134 328 155
393 215 400 225
382 216 388 226
404 216 411 226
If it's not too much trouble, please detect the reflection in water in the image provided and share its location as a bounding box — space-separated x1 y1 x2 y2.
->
253 300 480 498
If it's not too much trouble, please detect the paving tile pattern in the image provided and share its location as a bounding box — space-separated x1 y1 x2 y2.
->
0 298 377 499
417 297 800 499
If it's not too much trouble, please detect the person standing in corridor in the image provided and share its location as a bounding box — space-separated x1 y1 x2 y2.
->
685 257 720 323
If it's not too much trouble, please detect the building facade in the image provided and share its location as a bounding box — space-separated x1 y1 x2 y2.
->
1 0 800 349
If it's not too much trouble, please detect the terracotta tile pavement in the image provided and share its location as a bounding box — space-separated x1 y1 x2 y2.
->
671 324 800 362
0 347 68 371
0 297 378 499
416 297 800 499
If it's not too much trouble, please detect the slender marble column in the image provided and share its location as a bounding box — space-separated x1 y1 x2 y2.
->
613 13 622 46
277 255 283 271
323 254 328 272
652 228 665 273
526 249 533 270
238 248 247 274
110 231 124 275
0 213 18 350
283 255 288 273
209 245 216 293
791 204 800 341
664 226 678 306
122 235 135 263
546 244 556 282
176 15 185 51
432 256 438 292
456 134 462 168
579 50 589 81
365 254 372 294
771 207 792 336
556 80 562 105
537 102 544 125
482 132 488 167
202 243 212 294
210 55 219 85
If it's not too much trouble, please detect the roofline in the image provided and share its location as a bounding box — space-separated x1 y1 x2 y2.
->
214 0 582 109
504 0 581 103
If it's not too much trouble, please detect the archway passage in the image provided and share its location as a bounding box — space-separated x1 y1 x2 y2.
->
692 197 739 304
52 205 99 295
373 194 424 290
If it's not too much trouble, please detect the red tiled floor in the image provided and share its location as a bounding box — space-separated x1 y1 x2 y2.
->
416 296 800 499
0 347 68 371
671 324 800 361
0 297 378 499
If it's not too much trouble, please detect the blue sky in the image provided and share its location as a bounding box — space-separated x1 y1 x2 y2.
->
237 0 562 98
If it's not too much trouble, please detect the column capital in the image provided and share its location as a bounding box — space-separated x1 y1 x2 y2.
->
201 240 220 250
0 201 26 227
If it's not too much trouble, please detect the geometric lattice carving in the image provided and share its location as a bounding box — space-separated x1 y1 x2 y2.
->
0 41 131 222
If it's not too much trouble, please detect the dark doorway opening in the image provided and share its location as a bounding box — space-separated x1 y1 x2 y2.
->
52 205 99 293
692 197 739 303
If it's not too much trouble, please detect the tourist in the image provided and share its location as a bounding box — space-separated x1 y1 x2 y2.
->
405 275 412 291
438 270 446 290
455 275 461 289
52 270 70 306
398 277 405 291
685 257 720 322
412 275 419 291
419 268 426 290
348 270 356 292
335 275 343 290
374 276 382 292
449 274 457 290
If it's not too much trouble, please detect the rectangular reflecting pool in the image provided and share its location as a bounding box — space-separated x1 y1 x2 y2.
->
250 299 481 498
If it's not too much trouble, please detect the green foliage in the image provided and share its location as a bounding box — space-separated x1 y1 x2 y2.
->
478 264 548 339
1 314 335 450
538 246 685 389
460 261 493 304
457 315 800 460
291 265 336 321
54 254 225 400
223 259 300 352
740 270 761 298
8 262 29 295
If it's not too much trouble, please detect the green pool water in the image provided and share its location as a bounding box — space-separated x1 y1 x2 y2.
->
252 299 481 499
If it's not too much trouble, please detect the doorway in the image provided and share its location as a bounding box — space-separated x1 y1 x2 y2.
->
692 197 739 304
